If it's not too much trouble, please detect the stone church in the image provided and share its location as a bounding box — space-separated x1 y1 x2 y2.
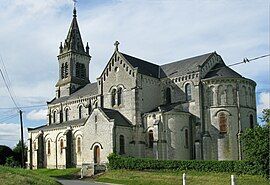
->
27 8 257 169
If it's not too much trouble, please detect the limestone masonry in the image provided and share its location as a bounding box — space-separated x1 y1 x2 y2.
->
27 8 257 169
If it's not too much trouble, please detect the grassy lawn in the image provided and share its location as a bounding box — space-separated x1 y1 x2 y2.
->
0 166 59 185
34 168 80 179
96 170 269 185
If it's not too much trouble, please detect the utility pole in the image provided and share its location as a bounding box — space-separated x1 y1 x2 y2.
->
19 110 25 168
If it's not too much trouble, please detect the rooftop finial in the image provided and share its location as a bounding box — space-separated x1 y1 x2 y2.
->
73 0 77 17
114 41 120 51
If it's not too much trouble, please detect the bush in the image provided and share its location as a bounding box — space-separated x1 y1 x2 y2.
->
108 153 263 175
5 156 20 167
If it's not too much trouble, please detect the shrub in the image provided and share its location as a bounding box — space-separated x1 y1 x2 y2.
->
108 153 263 175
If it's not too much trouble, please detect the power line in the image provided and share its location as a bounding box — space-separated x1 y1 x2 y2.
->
0 69 20 110
0 104 47 110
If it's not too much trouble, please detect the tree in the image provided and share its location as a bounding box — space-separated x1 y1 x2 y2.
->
261 108 270 125
242 109 270 177
13 140 27 168
0 145 13 165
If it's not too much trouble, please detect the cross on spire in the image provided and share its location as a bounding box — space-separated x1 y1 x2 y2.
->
114 41 120 51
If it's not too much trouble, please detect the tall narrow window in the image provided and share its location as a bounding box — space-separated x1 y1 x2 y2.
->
65 108 69 121
117 88 122 106
249 114 254 129
111 89 116 107
47 140 51 155
53 111 56 123
119 135 125 154
149 130 154 148
185 83 192 101
184 129 189 148
165 88 171 104
61 63 65 79
79 105 82 119
219 112 227 134
77 137 81 153
60 139 64 154
64 62 68 78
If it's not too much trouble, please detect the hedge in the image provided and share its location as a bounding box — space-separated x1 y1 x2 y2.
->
108 153 264 175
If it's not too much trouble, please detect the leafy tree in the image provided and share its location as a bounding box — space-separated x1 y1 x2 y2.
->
261 108 270 125
0 145 13 165
242 109 270 177
13 140 27 167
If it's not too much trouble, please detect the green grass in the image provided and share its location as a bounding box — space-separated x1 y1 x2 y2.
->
34 168 80 179
0 166 59 185
96 169 270 185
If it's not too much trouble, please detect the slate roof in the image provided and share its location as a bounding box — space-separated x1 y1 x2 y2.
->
48 82 98 105
121 53 160 78
28 118 87 131
100 108 132 127
203 62 242 79
160 52 214 78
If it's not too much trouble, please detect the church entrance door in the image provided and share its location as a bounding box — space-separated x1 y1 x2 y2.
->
94 145 100 164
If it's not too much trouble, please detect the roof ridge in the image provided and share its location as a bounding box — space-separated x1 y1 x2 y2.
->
120 52 159 67
161 51 214 67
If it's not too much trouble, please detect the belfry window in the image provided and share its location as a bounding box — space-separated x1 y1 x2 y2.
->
111 89 116 107
119 135 125 154
165 88 171 104
65 108 69 121
249 114 254 129
79 105 82 119
61 63 65 79
47 140 51 155
185 83 192 101
64 62 68 78
148 130 154 148
76 63 86 79
219 112 227 134
117 88 123 106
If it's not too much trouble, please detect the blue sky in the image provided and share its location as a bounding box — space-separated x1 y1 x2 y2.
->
0 0 269 147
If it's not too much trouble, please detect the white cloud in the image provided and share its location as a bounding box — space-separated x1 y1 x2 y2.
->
0 123 27 148
26 109 47 121
257 92 270 115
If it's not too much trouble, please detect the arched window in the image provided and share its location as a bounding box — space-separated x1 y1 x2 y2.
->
165 88 171 104
78 105 82 119
60 139 64 154
149 130 154 148
64 62 68 78
249 114 254 129
47 140 51 155
77 137 81 153
65 108 69 121
117 88 122 106
119 135 125 154
184 129 189 148
61 63 65 79
219 112 227 134
185 83 192 101
53 111 56 123
111 89 116 107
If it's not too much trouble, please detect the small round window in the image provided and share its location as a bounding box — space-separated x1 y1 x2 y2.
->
115 67 119 72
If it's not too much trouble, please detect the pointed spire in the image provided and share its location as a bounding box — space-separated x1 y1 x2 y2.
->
59 42 63 54
86 42 89 54
62 7 86 54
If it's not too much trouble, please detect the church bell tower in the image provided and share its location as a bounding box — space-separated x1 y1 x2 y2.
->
55 7 91 98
